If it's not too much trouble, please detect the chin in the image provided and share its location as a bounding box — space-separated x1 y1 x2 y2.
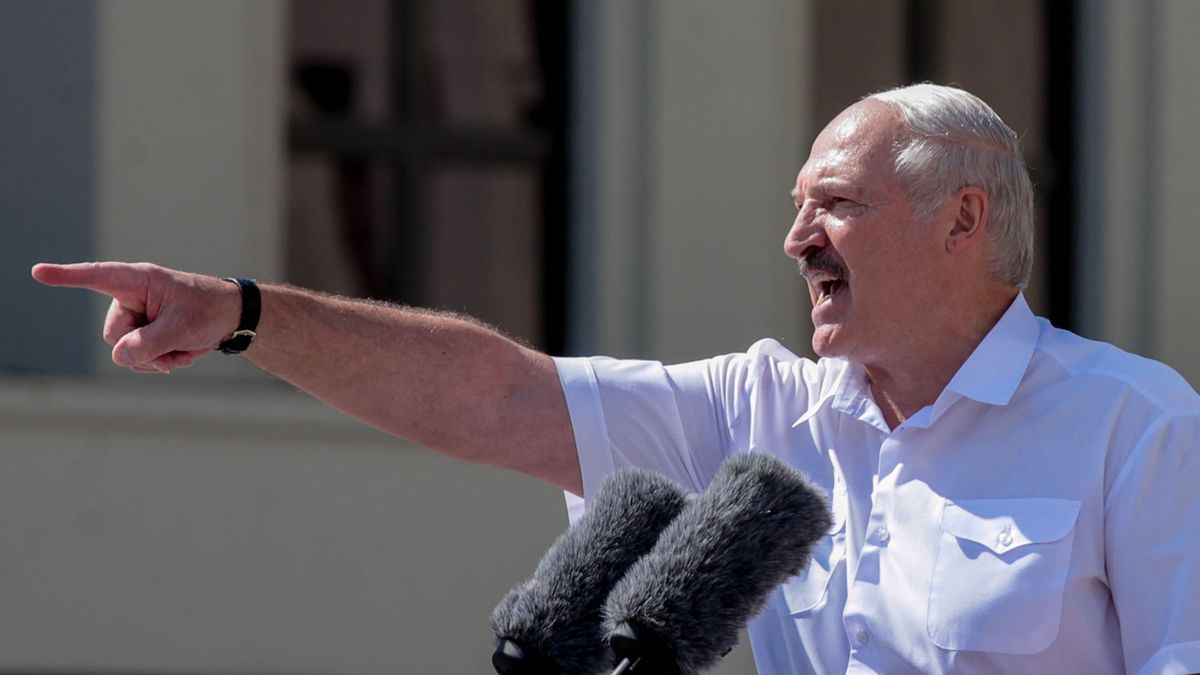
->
812 342 844 359
810 326 846 358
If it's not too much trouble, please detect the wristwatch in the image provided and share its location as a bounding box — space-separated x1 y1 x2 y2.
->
218 277 261 355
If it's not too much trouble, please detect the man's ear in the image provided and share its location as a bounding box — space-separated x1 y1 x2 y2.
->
947 187 988 254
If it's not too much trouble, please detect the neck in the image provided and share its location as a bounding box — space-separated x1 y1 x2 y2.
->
864 289 1017 430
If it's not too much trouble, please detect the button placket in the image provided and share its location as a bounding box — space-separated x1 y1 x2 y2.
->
869 435 907 550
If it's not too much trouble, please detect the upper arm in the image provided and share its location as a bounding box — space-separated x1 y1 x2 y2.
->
1105 414 1200 674
554 352 756 501
488 349 584 495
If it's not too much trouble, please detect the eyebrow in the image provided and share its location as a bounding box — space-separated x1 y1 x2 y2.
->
791 180 864 203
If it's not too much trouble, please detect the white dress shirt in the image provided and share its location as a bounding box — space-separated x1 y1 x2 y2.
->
555 294 1200 674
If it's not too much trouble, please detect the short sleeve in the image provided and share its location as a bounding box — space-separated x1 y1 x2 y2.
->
554 354 742 506
1104 413 1200 675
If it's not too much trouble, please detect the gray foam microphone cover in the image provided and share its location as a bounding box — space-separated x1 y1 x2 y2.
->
603 452 832 674
490 469 689 675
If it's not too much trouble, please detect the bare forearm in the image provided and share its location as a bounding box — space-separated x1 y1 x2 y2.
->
242 284 582 493
31 262 581 493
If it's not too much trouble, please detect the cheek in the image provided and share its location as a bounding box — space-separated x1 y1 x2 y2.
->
838 234 909 297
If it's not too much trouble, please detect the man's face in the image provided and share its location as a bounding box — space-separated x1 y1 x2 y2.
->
784 101 946 363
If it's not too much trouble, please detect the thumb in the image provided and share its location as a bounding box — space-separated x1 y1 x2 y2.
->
112 319 173 367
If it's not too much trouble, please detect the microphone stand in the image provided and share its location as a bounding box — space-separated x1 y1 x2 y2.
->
608 621 680 675
611 657 640 674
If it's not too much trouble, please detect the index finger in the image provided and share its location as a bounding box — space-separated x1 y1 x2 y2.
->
31 262 146 297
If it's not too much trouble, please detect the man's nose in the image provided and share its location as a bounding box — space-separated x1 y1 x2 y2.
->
783 205 827 260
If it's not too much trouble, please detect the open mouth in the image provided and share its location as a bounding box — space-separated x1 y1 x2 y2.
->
808 271 847 305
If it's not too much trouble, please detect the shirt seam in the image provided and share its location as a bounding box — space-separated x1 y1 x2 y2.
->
1103 414 1176 515
1038 340 1198 418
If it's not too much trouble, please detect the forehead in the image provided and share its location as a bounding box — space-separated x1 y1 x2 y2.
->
794 100 903 193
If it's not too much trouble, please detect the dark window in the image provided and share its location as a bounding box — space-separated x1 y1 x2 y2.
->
285 0 570 351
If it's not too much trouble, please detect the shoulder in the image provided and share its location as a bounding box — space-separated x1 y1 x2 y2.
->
555 339 849 416
714 338 845 395
1031 319 1200 418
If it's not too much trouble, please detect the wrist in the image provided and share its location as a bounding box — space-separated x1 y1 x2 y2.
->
217 278 261 354
216 278 242 338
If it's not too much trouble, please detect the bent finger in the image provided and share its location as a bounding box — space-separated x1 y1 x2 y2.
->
103 299 145 346
147 351 200 372
111 319 174 367
179 348 213 366
165 351 196 369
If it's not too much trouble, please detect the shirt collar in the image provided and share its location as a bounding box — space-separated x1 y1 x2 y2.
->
943 293 1040 407
791 360 892 433
801 293 1041 433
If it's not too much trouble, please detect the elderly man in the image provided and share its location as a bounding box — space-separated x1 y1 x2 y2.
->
33 84 1200 674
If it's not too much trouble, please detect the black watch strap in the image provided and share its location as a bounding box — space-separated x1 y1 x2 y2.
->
218 277 261 355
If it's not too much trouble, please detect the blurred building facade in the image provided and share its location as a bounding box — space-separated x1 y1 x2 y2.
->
0 1 1197 673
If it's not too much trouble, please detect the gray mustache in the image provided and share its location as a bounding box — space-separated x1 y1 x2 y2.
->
796 249 847 280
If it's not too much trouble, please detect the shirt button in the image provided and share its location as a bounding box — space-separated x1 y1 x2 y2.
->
855 629 870 646
998 531 1013 547
875 526 890 544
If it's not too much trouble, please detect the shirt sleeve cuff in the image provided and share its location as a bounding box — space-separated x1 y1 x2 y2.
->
554 356 617 524
1136 641 1200 675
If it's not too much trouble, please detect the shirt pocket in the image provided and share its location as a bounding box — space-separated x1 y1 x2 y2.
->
777 483 847 615
927 497 1081 655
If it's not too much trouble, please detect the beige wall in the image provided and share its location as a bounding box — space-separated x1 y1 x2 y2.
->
1077 0 1200 386
570 0 812 365
0 378 566 673
647 0 810 363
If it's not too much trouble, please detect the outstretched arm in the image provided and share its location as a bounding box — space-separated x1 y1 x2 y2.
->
31 262 583 494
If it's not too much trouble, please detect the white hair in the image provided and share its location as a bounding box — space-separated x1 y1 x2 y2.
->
866 84 1035 289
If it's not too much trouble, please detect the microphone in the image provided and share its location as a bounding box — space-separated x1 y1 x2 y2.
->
603 452 832 674
490 469 690 675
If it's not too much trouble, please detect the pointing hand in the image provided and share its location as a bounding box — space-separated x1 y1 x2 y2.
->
31 262 243 374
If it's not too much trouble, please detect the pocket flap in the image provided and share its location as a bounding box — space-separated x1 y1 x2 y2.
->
779 485 846 615
780 530 841 614
940 498 1081 554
